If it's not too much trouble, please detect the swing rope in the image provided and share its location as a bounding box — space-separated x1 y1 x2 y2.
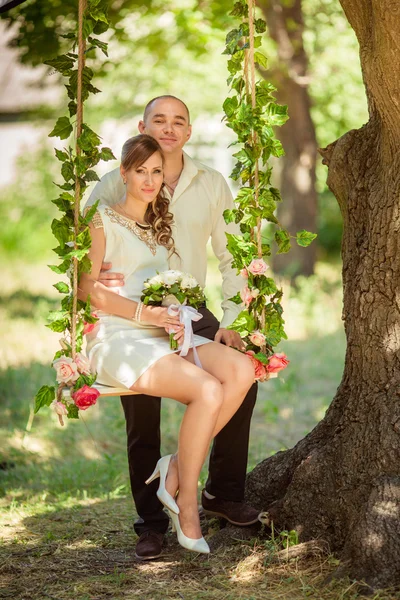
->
247 0 266 346
71 0 87 360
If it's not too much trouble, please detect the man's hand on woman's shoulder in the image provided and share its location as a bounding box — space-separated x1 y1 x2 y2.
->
99 261 125 291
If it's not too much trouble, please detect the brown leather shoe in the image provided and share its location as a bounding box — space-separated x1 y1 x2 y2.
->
135 531 164 561
201 490 260 526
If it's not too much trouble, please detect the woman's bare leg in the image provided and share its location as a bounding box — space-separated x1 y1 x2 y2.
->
186 342 255 437
130 353 223 539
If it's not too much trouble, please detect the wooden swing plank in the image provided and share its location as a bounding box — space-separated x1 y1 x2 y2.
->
62 384 136 399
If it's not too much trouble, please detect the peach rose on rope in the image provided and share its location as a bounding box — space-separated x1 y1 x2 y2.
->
245 351 268 381
247 258 268 276
240 286 254 307
249 330 266 347
267 353 290 373
53 356 79 385
75 352 91 375
51 399 68 426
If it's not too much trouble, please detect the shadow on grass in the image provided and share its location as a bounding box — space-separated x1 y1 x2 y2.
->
1 497 398 600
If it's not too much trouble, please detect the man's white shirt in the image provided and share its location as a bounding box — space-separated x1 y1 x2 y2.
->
85 151 244 328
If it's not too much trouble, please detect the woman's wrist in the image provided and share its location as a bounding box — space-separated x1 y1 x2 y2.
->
134 300 144 322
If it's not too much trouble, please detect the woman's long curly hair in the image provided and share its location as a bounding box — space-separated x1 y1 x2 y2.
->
121 134 176 256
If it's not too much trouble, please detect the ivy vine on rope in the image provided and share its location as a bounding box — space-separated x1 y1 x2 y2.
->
34 0 114 422
223 0 316 372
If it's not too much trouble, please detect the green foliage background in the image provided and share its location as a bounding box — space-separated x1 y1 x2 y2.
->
0 0 367 264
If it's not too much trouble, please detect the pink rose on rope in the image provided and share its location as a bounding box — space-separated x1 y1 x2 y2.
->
72 385 100 410
75 352 91 375
245 351 268 381
249 330 266 347
50 400 68 427
53 356 79 385
248 258 268 276
240 268 248 279
267 353 290 373
240 286 254 307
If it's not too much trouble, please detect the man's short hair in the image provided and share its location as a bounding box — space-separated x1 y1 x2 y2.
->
143 95 190 124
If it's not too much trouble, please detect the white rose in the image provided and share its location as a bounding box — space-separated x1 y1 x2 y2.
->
181 275 198 289
162 270 182 286
149 274 163 285
251 288 260 298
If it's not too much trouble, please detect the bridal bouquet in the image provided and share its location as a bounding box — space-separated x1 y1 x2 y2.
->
141 270 206 350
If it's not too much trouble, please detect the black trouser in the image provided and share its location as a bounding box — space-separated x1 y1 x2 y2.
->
120 307 258 535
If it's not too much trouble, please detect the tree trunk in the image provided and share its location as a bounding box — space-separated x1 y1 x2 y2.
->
259 0 318 277
247 0 400 590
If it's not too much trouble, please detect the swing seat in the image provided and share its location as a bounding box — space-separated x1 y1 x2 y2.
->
62 373 277 400
62 384 138 399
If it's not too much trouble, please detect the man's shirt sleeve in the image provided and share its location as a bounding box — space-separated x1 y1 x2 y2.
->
211 173 245 329
84 167 124 211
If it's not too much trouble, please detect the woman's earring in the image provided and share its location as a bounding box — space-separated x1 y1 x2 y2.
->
123 179 126 185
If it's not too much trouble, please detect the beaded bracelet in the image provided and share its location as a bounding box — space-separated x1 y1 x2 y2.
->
134 300 143 322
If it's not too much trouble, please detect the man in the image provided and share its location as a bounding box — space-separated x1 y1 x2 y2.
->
86 95 259 560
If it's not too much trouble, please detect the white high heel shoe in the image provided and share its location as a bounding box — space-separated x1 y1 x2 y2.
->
145 455 179 514
169 510 210 554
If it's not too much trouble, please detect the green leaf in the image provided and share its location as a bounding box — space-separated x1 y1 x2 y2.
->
48 259 71 275
55 149 69 162
61 161 74 182
44 54 74 75
82 17 95 40
51 219 71 248
68 100 77 117
34 385 55 414
230 1 247 17
53 282 69 294
254 18 267 34
223 96 238 119
296 230 317 247
228 310 257 336
55 181 74 191
88 36 108 56
84 169 100 182
253 352 268 364
83 200 100 225
254 51 268 69
223 209 236 224
265 102 289 127
275 230 291 254
46 319 69 333
49 117 73 141
99 147 116 161
78 124 101 152
67 403 80 419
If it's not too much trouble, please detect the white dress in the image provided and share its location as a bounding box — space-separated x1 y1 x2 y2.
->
85 205 212 389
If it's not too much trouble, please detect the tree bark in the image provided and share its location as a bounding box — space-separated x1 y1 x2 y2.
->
259 0 318 277
247 0 400 590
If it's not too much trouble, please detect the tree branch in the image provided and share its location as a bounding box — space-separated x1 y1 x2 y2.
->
339 0 372 45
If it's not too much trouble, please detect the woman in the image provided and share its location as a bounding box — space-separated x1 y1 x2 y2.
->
79 134 255 554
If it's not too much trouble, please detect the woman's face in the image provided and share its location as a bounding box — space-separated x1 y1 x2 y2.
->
122 151 164 204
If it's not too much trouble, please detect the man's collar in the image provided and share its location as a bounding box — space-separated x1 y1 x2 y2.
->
182 151 205 179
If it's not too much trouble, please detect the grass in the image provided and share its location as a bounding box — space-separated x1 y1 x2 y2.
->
1 259 399 599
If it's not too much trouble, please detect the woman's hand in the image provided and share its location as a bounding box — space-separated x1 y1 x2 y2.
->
141 305 182 332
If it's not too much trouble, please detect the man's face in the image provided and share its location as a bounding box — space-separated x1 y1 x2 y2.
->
138 98 192 154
